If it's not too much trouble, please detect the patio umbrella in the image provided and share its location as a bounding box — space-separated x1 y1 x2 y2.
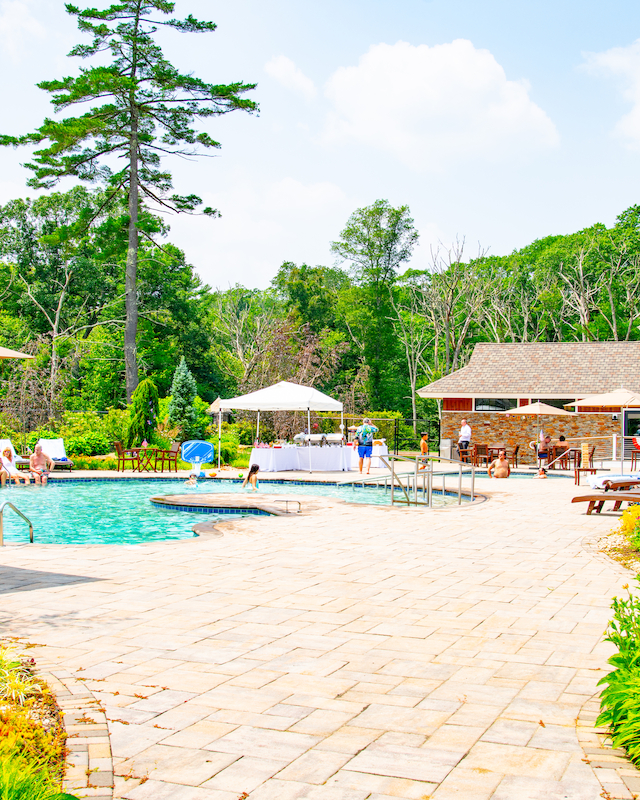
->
564 389 640 472
565 388 640 409
499 401 574 452
0 346 33 359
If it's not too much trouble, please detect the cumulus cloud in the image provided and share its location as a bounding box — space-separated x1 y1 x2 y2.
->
168 176 353 289
584 40 640 148
0 0 44 60
265 55 317 101
322 40 559 169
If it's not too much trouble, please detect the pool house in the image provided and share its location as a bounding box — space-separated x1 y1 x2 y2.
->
417 341 640 465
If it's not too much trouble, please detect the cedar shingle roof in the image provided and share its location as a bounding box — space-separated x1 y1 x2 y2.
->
417 342 640 398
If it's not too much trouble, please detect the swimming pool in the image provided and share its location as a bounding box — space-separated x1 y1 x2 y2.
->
0 478 462 545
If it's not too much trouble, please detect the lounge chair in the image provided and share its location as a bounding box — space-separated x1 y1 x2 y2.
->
0 439 30 471
572 492 640 514
37 438 74 471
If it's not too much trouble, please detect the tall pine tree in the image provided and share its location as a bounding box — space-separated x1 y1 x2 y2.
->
1 1 257 401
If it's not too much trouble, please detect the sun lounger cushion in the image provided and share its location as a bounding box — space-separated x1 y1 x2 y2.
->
0 438 29 466
37 438 71 462
588 473 640 490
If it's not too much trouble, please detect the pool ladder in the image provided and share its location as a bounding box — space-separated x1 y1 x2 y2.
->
0 501 34 546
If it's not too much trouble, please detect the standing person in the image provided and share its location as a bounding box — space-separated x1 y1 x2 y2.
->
487 449 511 479
29 443 54 485
1 448 29 485
458 418 471 459
355 417 379 475
419 431 429 470
242 463 260 491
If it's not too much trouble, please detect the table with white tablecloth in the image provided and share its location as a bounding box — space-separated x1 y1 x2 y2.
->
350 443 390 469
249 446 352 472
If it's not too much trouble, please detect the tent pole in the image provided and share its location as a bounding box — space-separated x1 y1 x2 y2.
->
256 410 260 444
340 408 345 471
308 408 312 473
621 408 625 475
218 409 222 470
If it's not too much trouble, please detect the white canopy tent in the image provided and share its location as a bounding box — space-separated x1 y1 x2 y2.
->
217 381 344 470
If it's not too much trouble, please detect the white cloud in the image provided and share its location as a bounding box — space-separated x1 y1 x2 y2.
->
584 39 640 148
0 0 44 61
168 176 353 290
264 55 317 101
323 40 559 169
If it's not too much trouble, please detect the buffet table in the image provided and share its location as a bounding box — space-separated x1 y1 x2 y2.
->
249 446 352 472
350 443 390 469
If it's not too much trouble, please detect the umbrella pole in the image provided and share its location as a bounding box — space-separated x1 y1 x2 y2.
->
217 410 222 470
621 409 625 475
308 408 312 473
340 409 344 470
256 411 260 444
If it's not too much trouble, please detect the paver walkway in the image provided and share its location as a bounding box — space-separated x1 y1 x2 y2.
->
0 476 630 799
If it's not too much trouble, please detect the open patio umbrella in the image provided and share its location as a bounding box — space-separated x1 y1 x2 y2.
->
565 388 640 409
499 401 574 456
564 389 640 472
0 346 33 360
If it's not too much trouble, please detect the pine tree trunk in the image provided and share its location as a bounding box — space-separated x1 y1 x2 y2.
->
125 107 139 403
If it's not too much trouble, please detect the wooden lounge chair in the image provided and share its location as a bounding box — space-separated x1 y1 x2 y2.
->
114 441 140 472
155 441 181 473
572 493 640 514
603 478 640 492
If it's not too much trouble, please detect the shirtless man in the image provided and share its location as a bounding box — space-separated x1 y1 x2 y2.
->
30 444 54 485
487 449 511 479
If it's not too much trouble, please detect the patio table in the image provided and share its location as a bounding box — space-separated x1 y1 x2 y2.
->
136 447 157 472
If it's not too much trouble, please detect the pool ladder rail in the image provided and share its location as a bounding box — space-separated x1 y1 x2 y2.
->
0 501 34 545
340 454 476 508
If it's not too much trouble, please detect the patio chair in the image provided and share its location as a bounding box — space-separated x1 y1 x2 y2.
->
114 441 139 472
155 441 181 473
511 445 520 468
0 439 30 471
37 438 74 471
458 446 472 463
632 451 640 470
474 444 489 467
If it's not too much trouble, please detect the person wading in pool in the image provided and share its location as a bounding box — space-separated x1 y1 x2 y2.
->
354 418 379 475
30 443 54 485
242 463 259 492
487 449 510 479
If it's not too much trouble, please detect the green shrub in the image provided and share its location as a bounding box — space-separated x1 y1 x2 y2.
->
126 378 160 448
0 751 77 799
598 577 640 764
65 432 112 457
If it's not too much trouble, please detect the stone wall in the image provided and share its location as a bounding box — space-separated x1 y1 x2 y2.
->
442 411 619 465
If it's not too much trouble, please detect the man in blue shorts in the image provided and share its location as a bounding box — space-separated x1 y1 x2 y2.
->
355 417 379 474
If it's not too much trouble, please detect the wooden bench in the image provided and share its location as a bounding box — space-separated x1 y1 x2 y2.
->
572 493 640 515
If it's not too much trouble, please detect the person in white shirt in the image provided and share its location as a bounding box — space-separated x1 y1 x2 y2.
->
458 418 472 459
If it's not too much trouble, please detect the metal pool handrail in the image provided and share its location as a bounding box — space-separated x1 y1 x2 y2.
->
375 454 476 508
0 501 34 546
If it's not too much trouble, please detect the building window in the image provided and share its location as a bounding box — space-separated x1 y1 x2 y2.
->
474 399 517 412
535 399 574 409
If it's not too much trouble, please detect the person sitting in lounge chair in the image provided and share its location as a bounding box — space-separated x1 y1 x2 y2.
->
29 443 54 485
1 447 29 485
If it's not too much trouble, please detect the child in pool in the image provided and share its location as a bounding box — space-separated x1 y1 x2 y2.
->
242 463 259 492
534 468 547 479
185 473 198 487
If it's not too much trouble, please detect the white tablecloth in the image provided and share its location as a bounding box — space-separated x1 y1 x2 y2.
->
350 443 390 469
249 447 352 472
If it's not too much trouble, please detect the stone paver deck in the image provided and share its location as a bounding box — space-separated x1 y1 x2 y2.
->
0 475 631 799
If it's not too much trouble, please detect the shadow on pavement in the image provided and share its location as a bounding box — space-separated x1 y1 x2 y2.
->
0 565 102 594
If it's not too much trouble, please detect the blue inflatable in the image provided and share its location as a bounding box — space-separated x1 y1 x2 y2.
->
181 441 215 476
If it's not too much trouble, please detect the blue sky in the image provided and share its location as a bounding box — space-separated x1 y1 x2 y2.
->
1 0 640 289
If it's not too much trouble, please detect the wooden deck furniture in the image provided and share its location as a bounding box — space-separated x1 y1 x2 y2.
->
114 441 140 472
574 467 597 485
473 444 489 467
603 478 640 492
155 441 181 473
457 447 472 463
631 451 640 470
572 492 640 515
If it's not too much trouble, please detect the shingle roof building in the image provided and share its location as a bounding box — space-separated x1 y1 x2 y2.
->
417 342 640 399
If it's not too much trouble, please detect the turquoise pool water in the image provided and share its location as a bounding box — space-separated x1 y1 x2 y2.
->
0 478 460 545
